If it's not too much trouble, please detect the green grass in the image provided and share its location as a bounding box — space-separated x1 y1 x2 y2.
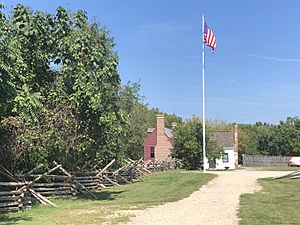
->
239 178 300 225
0 170 216 225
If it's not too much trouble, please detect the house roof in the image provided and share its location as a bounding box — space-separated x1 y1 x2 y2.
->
212 131 234 148
147 128 173 139
164 128 173 139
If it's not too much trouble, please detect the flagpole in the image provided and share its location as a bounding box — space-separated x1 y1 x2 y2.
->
202 14 206 172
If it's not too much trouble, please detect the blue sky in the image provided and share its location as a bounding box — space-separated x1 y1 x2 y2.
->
6 0 300 124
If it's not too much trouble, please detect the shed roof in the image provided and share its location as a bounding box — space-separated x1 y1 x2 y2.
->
212 131 234 148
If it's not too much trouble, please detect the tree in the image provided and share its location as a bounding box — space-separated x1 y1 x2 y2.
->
172 117 221 169
119 82 147 159
119 82 161 159
0 4 124 172
238 117 300 159
118 81 184 160
237 124 259 163
275 117 300 156
165 113 183 129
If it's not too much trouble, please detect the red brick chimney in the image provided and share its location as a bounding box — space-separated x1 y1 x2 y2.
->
156 114 166 160
156 114 165 136
234 125 238 168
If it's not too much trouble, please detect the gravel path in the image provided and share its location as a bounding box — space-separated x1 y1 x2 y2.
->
122 170 288 225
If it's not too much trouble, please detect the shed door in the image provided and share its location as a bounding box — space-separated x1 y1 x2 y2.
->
209 159 216 168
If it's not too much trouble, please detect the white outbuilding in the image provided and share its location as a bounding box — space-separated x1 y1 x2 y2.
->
208 126 238 170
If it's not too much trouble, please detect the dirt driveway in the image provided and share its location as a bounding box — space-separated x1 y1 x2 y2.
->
122 170 288 225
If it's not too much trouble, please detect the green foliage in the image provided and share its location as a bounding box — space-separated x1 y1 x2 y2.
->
165 113 183 129
119 82 159 159
0 2 182 172
118 81 183 160
238 117 300 158
172 117 221 169
0 4 124 171
206 119 233 131
237 124 259 163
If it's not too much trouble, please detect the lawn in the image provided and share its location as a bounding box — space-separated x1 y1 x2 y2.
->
239 178 300 225
0 170 216 225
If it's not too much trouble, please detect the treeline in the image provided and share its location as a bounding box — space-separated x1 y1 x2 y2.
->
238 117 300 160
0 4 181 173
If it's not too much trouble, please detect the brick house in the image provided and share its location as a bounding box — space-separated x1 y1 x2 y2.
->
143 114 173 161
143 114 238 169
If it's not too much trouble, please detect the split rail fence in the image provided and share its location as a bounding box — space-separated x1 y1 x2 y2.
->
0 158 179 213
275 170 300 180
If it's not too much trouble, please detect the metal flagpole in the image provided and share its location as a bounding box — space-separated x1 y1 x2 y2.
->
202 14 206 172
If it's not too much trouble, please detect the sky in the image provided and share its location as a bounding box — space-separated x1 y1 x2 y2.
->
5 0 300 124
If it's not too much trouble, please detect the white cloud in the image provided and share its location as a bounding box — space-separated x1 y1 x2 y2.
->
246 54 300 62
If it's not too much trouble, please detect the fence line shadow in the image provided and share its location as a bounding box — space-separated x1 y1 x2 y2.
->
76 190 127 201
0 213 32 225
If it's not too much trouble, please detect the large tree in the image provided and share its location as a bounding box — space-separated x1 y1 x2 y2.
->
172 117 221 170
0 4 124 172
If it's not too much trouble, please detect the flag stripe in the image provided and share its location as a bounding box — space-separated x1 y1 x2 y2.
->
204 23 216 52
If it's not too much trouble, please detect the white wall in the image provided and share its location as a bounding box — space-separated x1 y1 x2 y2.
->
214 147 235 170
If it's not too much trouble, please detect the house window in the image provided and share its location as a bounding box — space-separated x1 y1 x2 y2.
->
150 147 155 158
222 153 229 163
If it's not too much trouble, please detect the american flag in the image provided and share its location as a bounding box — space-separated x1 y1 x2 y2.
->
204 23 216 53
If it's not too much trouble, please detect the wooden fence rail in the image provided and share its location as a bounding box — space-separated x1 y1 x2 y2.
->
0 183 30 213
242 154 290 167
0 157 180 213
